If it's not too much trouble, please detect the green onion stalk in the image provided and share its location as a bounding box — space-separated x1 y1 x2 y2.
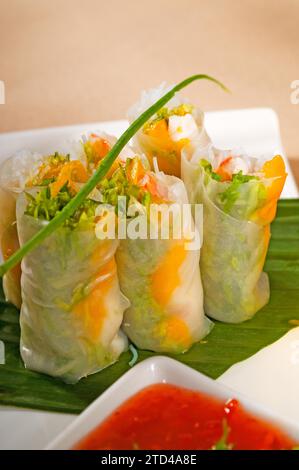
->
0 74 227 276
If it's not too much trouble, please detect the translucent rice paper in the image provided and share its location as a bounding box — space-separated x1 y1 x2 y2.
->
0 151 43 308
116 171 213 353
0 137 131 308
127 82 210 177
182 146 286 323
16 194 129 383
80 131 136 174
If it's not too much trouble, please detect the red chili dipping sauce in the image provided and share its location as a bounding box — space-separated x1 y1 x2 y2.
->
74 383 296 450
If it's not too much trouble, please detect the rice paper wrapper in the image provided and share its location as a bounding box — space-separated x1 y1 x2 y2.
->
0 151 43 308
182 148 272 323
0 186 21 307
116 172 213 353
127 82 210 176
16 194 129 383
0 142 105 308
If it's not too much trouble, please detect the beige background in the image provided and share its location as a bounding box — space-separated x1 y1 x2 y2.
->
0 0 298 176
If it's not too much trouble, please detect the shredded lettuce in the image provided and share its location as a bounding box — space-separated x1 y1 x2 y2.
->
142 191 152 211
99 165 150 214
25 185 71 220
25 185 98 229
218 171 258 213
84 141 100 172
29 152 70 187
200 159 222 181
46 152 70 166
83 141 95 166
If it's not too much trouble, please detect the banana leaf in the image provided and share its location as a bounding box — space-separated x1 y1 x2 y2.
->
0 199 298 414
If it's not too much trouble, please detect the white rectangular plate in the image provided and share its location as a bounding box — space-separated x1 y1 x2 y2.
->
46 356 299 449
0 108 298 450
0 108 297 198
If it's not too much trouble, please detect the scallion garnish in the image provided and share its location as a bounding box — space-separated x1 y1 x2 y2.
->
211 419 234 450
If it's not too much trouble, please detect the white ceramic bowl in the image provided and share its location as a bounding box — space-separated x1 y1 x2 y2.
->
46 356 299 449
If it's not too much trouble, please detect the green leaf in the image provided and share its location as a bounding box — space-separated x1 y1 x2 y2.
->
0 199 298 413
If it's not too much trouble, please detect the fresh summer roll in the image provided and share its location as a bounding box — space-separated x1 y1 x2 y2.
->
82 131 134 176
16 153 129 383
0 151 43 308
182 145 287 323
0 132 126 308
96 156 212 353
128 83 210 177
